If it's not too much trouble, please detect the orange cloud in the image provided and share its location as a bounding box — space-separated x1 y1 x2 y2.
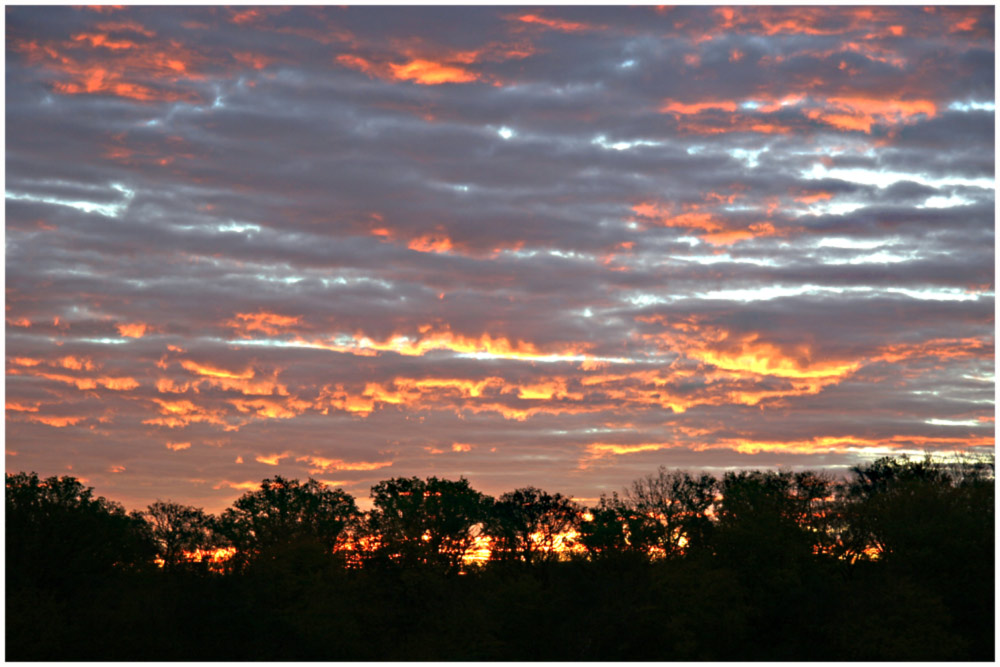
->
810 97 936 134
691 335 859 380
97 376 140 391
793 191 834 205
213 480 261 491
331 374 608 421
579 442 674 468
873 337 992 364
516 378 583 401
117 322 149 338
72 32 137 50
314 384 379 416
295 455 393 474
646 323 861 384
949 15 978 32
206 375 290 396
338 38 530 88
320 354 861 422
336 54 382 78
294 326 590 362
659 92 934 136
632 202 779 246
26 415 86 428
451 443 472 453
515 13 591 32
232 51 272 70
6 401 40 413
388 59 481 85
255 452 289 466
156 378 190 394
57 356 95 371
145 398 228 429
8 26 221 103
227 311 301 336
661 100 738 115
94 19 155 38
706 433 995 455
31 372 99 390
230 8 261 24
180 359 254 380
408 233 454 254
230 397 311 420
166 441 191 451
338 52 486 85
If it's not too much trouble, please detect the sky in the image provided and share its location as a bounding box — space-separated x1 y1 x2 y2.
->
4 5 995 514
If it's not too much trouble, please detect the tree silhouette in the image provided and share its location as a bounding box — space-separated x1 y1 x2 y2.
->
623 467 719 557
487 486 579 564
834 455 991 564
143 500 218 571
217 476 359 572
6 472 154 589
4 456 994 661
712 469 831 564
577 493 659 560
366 476 490 573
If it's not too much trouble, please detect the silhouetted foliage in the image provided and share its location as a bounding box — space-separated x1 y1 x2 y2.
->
365 476 490 573
834 455 995 658
216 476 359 572
486 486 579 564
623 467 719 556
577 492 660 561
6 472 154 590
5 456 994 660
143 500 217 570
712 469 833 563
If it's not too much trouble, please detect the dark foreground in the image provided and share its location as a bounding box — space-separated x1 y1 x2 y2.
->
6 456 994 661
7 554 994 661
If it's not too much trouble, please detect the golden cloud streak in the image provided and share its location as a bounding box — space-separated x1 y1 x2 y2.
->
289 329 595 363
117 322 149 338
578 442 675 468
295 455 393 474
180 359 255 380
227 311 302 336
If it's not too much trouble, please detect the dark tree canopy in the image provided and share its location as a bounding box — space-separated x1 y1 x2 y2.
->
4 456 994 661
487 486 580 564
6 472 154 588
711 469 833 570
577 492 661 560
367 476 490 572
143 500 217 570
839 455 994 568
217 476 359 571
623 467 719 557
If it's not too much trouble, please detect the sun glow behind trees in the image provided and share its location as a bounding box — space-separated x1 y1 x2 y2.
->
8 453 994 661
65 452 993 573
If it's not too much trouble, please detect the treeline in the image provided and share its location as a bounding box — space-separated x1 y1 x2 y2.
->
6 455 995 661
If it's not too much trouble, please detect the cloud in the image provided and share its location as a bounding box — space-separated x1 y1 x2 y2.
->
4 6 993 514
